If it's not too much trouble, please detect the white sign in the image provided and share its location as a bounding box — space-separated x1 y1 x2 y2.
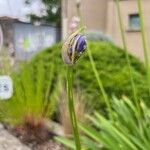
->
0 76 13 100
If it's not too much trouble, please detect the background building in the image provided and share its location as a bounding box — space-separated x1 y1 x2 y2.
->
62 0 150 60
62 0 108 38
0 17 60 61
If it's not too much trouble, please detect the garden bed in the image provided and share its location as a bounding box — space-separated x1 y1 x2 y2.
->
2 123 65 150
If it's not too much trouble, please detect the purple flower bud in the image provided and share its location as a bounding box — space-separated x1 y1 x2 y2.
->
75 34 86 52
62 33 87 65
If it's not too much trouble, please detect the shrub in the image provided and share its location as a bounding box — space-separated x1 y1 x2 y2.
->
86 30 113 43
27 42 148 111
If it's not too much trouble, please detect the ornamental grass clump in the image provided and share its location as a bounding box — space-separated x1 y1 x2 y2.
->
62 27 87 150
0 60 62 144
59 91 86 138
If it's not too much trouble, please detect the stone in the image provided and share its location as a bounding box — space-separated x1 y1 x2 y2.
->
0 123 31 150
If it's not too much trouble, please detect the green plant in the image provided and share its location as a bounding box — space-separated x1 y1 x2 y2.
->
56 96 150 150
61 28 87 150
137 0 150 94
0 59 62 127
115 0 138 103
76 0 112 119
66 66 81 150
76 42 149 110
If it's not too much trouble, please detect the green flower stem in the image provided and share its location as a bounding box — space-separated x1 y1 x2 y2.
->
67 66 81 150
115 0 139 107
87 46 113 120
115 0 142 130
137 0 150 95
76 1 113 120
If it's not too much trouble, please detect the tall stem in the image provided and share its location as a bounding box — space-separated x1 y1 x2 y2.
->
115 0 139 106
87 47 113 119
137 0 150 94
67 66 81 150
76 1 113 120
115 0 142 129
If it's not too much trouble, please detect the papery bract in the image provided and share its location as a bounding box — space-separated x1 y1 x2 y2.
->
62 30 86 65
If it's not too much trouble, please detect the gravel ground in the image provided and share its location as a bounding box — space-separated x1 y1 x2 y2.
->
0 124 31 150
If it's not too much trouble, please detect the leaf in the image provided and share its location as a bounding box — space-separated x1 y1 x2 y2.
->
55 136 76 150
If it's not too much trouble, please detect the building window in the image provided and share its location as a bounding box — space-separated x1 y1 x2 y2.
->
129 14 140 30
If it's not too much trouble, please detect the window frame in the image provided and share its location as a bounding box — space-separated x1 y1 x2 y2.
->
128 13 140 31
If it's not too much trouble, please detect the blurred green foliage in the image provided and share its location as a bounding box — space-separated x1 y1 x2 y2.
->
86 31 113 43
28 42 149 111
0 58 62 125
0 41 148 126
56 96 150 150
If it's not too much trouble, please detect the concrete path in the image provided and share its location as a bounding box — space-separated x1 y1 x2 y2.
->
0 124 31 150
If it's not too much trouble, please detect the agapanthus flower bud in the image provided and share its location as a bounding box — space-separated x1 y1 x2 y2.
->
62 29 86 65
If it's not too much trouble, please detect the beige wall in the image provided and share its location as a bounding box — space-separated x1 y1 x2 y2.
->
62 0 150 60
107 0 150 60
62 0 108 39
81 0 107 31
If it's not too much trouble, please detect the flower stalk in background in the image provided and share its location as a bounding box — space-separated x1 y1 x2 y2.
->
62 27 86 150
75 0 113 120
115 0 141 116
137 0 150 95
